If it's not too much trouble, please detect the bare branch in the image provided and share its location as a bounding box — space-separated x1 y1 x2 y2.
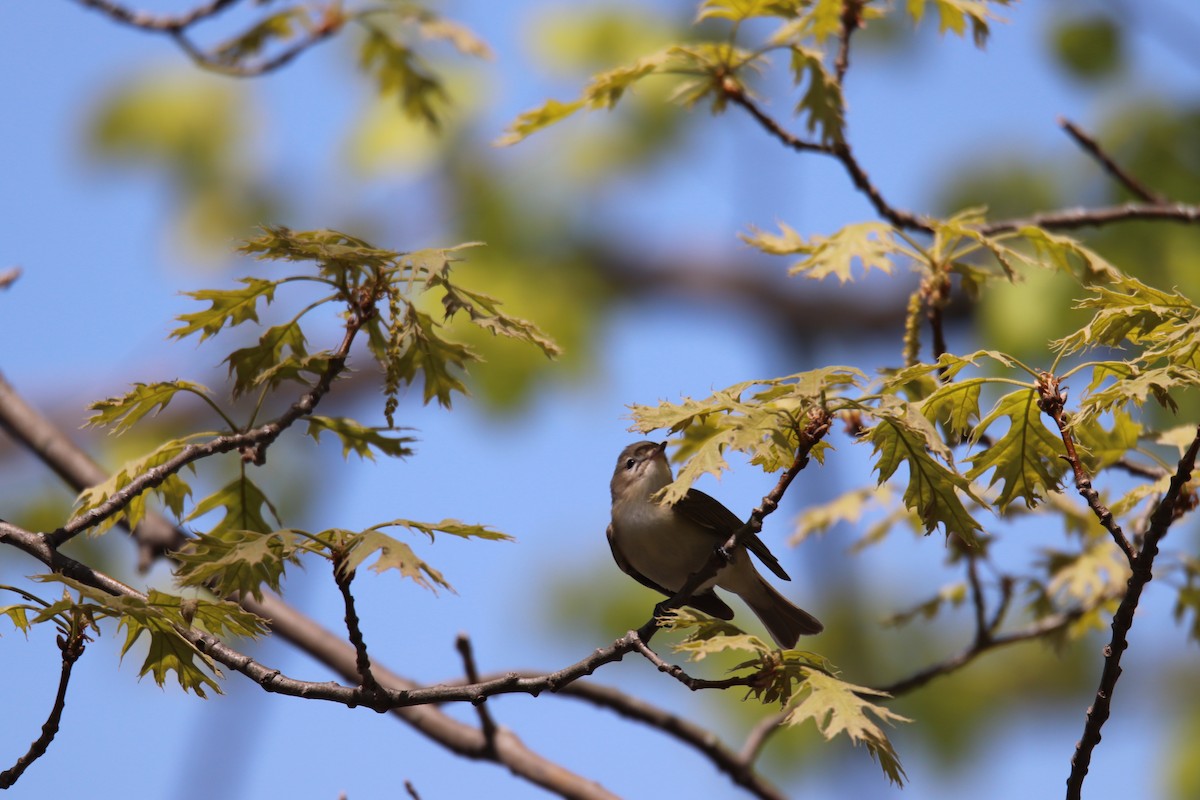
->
331 558 380 697
0 267 20 291
455 634 499 755
723 88 931 233
833 0 864 85
547 679 788 800
70 0 242 32
876 600 1110 698
739 708 790 766
1066 424 1200 800
630 637 766 692
981 202 1200 235
0 616 86 789
170 22 341 78
1058 117 1166 204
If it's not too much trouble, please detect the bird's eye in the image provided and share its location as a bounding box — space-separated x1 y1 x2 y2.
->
625 458 636 470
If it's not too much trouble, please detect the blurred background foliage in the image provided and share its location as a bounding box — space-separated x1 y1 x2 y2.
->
4 0 1200 797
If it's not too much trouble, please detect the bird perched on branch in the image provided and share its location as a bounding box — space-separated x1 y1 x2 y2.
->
607 440 822 649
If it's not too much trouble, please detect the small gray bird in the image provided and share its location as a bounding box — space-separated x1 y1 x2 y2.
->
607 440 823 649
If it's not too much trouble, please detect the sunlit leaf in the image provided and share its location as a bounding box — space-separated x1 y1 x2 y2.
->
86 380 212 435
742 221 899 283
966 389 1067 511
305 416 416 460
785 669 910 786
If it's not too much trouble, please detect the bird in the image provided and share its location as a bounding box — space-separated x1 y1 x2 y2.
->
607 440 822 648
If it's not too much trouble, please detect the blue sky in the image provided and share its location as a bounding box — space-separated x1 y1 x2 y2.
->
2 1 1199 798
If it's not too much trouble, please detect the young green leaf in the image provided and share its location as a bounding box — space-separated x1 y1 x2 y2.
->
789 46 845 144
210 8 306 63
370 518 513 542
742 221 899 283
906 0 1008 48
172 278 278 341
966 389 1067 511
360 27 446 128
186 477 282 539
432 273 562 357
225 321 308 397
174 528 302 602
863 405 983 544
341 530 454 593
786 669 910 786
86 380 212 435
75 437 199 534
305 416 416 460
1040 541 1131 605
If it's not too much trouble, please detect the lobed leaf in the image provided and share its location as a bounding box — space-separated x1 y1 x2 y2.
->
863 402 983 544
172 278 278 341
75 437 199 534
305 415 416 460
785 669 910 786
788 46 845 145
186 477 282 539
743 221 899 283
174 528 302 602
225 321 309 397
966 389 1067 511
86 380 212 435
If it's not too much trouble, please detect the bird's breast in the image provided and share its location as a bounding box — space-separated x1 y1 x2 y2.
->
610 499 718 590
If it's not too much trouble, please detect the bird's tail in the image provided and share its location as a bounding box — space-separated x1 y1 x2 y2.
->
742 577 823 649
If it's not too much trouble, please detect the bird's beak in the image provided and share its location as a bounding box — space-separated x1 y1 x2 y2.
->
654 441 668 458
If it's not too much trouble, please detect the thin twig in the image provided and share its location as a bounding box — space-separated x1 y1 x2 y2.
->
875 600 1110 697
721 89 931 232
0 267 20 291
0 620 87 789
833 0 864 85
1059 117 1166 204
1037 372 1136 564
981 202 1200 235
332 557 380 698
171 23 341 78
71 0 242 32
545 679 788 800
455 634 499 755
965 551 988 646
630 637 766 692
1066 424 1200 800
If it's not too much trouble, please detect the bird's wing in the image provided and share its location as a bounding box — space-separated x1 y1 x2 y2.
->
606 523 735 620
674 489 792 582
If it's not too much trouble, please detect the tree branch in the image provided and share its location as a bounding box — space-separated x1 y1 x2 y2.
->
1058 117 1166 204
875 599 1110 698
630 637 767 692
71 0 242 32
331 558 380 697
980 202 1200 235
543 679 788 800
0 616 87 789
1037 372 1136 564
722 88 931 232
455 634 499 756
1065 424 1200 800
